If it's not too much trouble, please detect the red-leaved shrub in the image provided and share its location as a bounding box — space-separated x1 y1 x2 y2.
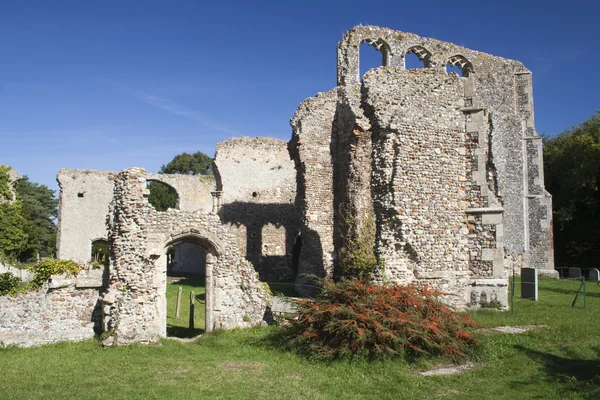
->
287 279 478 360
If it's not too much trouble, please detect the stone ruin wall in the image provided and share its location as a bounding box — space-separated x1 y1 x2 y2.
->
2 25 557 347
0 270 103 347
56 169 116 264
214 137 299 283
289 90 339 295
100 168 271 346
290 25 556 307
56 168 215 265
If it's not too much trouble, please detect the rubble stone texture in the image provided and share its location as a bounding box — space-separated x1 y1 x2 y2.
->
100 168 271 345
290 25 554 306
3 25 556 347
57 169 215 264
0 270 103 347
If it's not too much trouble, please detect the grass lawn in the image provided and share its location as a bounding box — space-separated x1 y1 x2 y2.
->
1 278 599 399
166 276 206 337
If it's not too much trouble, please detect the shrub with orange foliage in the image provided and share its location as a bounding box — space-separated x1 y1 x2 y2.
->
287 279 479 360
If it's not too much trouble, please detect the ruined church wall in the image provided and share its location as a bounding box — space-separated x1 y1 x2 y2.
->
57 169 115 264
333 25 553 274
363 68 472 304
56 169 215 265
0 270 103 347
146 173 214 213
214 137 299 282
101 168 271 346
289 89 339 295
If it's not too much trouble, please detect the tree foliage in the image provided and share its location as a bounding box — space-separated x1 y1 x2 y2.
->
15 177 58 260
148 150 213 211
544 112 600 266
0 166 13 201
0 171 58 262
160 151 213 175
147 181 178 211
0 201 29 261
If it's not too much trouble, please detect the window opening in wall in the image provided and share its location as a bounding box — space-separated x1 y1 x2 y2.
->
147 180 179 211
166 239 207 338
77 192 84 198
446 55 473 77
405 52 425 69
404 46 432 70
91 239 109 268
359 38 390 81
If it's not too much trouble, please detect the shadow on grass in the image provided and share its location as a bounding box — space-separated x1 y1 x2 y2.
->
267 281 299 298
514 344 600 399
540 283 600 299
167 275 206 289
167 326 204 338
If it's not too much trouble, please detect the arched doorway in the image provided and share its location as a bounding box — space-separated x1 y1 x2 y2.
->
159 233 218 339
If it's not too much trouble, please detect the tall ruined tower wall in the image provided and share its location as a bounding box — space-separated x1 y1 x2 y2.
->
290 25 555 306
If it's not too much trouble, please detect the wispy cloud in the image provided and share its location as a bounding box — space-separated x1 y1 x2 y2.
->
108 81 241 137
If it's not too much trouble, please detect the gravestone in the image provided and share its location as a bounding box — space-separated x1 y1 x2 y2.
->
589 268 599 282
569 267 582 279
521 267 538 301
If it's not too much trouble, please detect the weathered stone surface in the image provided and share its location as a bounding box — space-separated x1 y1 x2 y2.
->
4 25 558 347
0 270 102 347
289 25 556 307
100 168 272 346
589 268 599 282
56 169 215 265
521 267 538 301
214 137 299 283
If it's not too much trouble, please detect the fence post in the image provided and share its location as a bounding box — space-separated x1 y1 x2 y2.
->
511 268 516 314
583 277 587 309
572 278 586 309
189 291 195 329
176 287 182 319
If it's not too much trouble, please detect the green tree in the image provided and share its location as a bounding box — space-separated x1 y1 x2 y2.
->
160 151 213 175
0 202 29 261
148 150 213 211
147 181 178 211
0 166 13 201
543 112 600 266
15 177 58 261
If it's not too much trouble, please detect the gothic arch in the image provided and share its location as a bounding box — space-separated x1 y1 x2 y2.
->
404 45 433 68
446 54 473 77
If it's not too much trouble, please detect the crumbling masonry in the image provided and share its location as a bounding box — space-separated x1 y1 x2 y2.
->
0 26 554 346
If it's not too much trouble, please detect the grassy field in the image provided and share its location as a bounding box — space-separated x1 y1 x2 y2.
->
0 277 599 399
166 276 206 337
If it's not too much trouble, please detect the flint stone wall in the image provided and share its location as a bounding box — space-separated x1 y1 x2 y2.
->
214 137 299 282
0 270 103 347
57 169 215 264
101 168 271 346
290 25 556 307
334 25 554 275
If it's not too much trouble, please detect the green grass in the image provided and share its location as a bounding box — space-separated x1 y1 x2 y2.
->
166 276 205 337
0 277 599 399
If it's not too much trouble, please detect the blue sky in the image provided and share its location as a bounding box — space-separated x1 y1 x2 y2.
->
1 0 598 194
